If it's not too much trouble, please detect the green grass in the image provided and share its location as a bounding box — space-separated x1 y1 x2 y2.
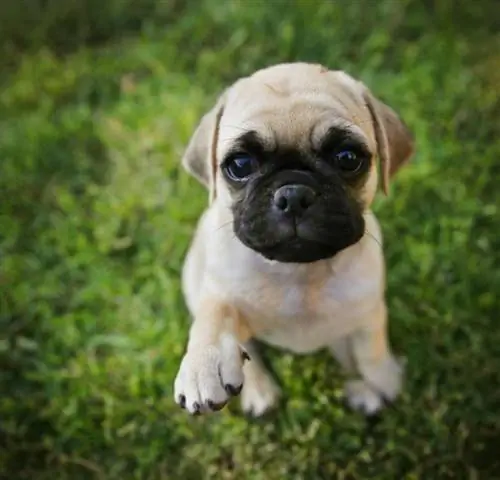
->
1 1 499 478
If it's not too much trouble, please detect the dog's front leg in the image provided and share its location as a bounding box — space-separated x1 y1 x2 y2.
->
174 299 252 414
335 302 404 415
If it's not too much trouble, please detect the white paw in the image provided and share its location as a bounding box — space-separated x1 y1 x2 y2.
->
345 380 384 415
345 355 404 415
360 354 404 402
240 372 281 417
174 334 249 415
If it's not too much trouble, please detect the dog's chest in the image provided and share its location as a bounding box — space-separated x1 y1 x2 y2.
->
218 256 381 353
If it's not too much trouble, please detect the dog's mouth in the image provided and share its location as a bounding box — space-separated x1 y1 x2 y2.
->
237 220 364 264
255 237 338 263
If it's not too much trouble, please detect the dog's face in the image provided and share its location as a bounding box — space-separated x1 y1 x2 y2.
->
182 63 414 263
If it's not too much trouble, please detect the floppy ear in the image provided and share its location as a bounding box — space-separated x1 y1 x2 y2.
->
182 91 227 200
363 90 414 195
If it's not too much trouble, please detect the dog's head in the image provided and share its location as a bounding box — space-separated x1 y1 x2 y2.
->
182 63 414 263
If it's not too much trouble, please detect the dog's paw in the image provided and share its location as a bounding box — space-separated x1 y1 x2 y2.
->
345 355 404 415
361 354 404 402
174 334 248 415
345 379 384 415
241 370 281 417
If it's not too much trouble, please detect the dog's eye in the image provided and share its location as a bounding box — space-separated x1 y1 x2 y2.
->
334 150 364 174
223 154 258 181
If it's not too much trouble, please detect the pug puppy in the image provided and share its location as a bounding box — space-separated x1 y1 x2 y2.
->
173 62 414 417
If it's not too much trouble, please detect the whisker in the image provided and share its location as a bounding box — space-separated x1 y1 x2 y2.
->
215 220 234 233
364 230 382 248
223 124 250 132
214 221 241 243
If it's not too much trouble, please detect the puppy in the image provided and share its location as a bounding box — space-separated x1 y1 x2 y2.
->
174 62 414 417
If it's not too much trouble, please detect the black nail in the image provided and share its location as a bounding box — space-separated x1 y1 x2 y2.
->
365 412 383 426
178 394 186 409
241 350 251 362
207 399 226 411
192 402 201 414
225 383 243 396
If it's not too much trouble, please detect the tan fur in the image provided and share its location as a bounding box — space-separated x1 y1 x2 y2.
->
174 63 413 416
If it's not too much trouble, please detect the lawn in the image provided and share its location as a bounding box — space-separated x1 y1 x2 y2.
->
1 1 499 478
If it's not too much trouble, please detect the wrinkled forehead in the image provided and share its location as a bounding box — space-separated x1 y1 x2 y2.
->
217 76 376 160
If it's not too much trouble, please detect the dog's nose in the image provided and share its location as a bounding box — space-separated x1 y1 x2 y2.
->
273 184 316 216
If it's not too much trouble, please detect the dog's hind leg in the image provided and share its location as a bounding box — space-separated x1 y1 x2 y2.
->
240 341 281 417
330 302 404 416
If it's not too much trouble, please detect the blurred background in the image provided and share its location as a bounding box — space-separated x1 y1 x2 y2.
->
1 1 499 478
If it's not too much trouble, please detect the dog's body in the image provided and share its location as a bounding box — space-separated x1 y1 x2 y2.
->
174 63 414 417
183 208 384 353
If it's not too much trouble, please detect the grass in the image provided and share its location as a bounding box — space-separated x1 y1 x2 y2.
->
1 0 499 478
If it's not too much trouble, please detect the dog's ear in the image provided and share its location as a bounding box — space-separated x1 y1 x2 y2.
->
182 91 227 200
363 90 414 195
